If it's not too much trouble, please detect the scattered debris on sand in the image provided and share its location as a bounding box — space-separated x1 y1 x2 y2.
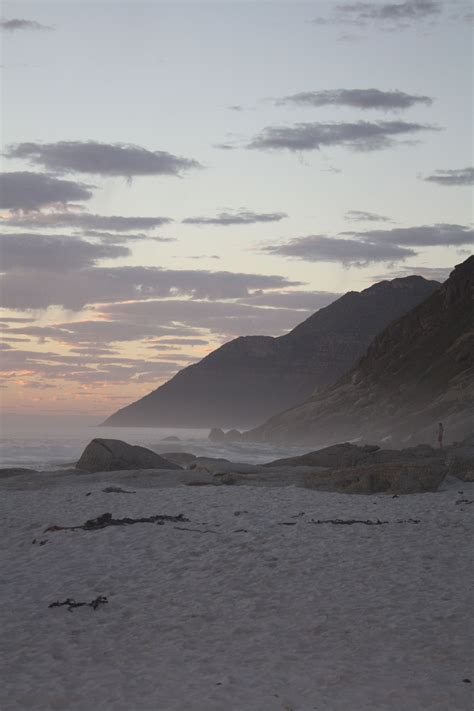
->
44 511 189 533
49 596 108 612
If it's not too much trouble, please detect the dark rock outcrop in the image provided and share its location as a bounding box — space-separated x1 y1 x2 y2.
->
0 468 40 477
446 447 474 481
76 439 182 473
209 428 242 442
247 257 473 447
263 442 381 468
303 462 447 495
264 442 446 468
161 452 197 467
103 276 439 428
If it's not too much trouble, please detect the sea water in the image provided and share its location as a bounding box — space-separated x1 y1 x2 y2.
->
0 416 304 470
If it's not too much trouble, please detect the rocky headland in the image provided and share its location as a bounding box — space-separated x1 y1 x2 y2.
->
103 276 439 429
245 256 473 448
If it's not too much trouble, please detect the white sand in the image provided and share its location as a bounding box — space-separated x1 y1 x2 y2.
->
0 472 472 711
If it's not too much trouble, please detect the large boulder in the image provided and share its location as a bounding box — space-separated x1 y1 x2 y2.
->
0 468 39 477
189 457 257 475
161 452 197 468
215 465 323 487
303 461 447 495
446 447 474 481
208 428 226 442
264 443 380 469
208 428 242 443
76 439 182 473
264 442 446 469
369 444 445 465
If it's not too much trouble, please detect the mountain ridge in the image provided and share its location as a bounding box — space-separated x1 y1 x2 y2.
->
245 256 473 447
103 275 440 428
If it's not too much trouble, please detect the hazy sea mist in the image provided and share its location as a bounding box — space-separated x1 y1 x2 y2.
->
0 414 304 470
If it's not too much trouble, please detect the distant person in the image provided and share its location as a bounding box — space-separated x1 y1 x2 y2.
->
437 422 444 448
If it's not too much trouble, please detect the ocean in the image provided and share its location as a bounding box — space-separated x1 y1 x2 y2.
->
0 417 304 470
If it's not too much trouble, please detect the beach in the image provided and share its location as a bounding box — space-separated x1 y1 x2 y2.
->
1 469 472 711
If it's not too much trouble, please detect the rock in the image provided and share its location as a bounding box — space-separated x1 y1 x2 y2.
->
161 435 181 442
264 442 445 469
446 447 474 481
209 428 226 442
225 429 242 441
161 452 197 467
214 465 322 487
0 467 39 477
264 443 379 469
189 456 231 471
189 457 256 475
369 445 445 466
303 462 447 495
208 428 242 442
76 439 182 473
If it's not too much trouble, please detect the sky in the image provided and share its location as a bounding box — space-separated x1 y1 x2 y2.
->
0 0 473 423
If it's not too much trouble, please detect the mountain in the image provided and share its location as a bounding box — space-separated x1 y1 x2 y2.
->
103 276 440 428
246 256 473 447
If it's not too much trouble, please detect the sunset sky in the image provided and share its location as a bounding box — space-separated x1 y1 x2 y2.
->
1 0 473 423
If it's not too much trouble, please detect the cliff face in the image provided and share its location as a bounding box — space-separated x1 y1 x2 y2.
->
247 257 473 447
103 276 440 428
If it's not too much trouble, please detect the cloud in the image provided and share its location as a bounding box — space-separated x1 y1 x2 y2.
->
248 120 438 152
0 233 129 270
5 141 202 178
0 287 345 390
69 346 119 356
98 299 321 338
277 89 432 111
182 209 288 226
185 254 221 260
0 347 187 386
9 322 191 345
80 231 174 244
10 321 200 345
0 317 35 323
314 1 442 27
345 210 392 222
0 252 300 309
345 223 474 246
0 18 52 31
8 295 323 347
266 224 473 267
0 172 94 210
370 265 452 281
154 337 209 346
237 291 341 310
1 210 173 231
423 167 474 186
263 235 415 266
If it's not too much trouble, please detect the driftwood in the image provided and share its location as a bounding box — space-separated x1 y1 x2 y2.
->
173 526 218 534
44 512 189 533
308 518 420 526
102 486 136 494
49 596 108 612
